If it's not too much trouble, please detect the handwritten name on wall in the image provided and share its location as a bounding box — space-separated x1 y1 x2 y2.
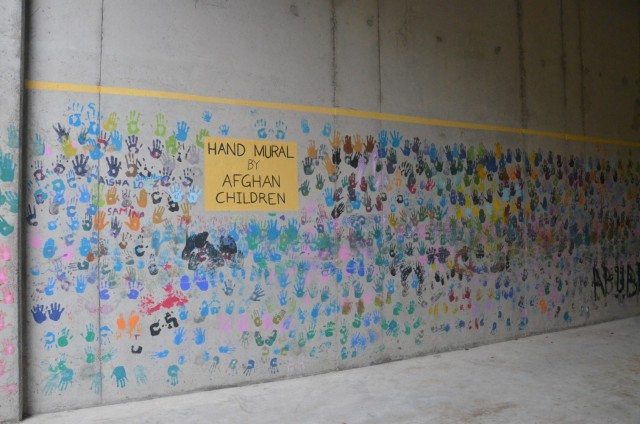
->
204 138 298 211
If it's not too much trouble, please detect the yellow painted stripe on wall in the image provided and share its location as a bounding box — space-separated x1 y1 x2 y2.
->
25 80 640 148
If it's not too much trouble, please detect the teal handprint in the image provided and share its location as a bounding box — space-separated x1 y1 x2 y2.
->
7 126 19 148
30 133 45 156
0 153 16 182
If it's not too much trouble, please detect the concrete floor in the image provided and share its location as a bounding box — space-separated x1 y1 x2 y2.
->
22 316 640 424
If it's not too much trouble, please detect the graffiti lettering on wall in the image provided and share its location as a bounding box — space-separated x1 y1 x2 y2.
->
22 101 640 400
593 263 639 300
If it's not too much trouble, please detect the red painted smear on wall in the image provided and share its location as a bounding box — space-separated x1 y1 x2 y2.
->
139 284 188 316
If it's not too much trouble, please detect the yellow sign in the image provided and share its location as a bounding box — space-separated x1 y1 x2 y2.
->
204 137 299 211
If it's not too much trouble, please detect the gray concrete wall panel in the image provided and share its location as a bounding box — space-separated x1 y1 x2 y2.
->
3 0 639 419
0 0 23 421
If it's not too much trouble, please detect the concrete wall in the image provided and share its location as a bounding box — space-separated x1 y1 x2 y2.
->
0 0 23 422
3 0 640 420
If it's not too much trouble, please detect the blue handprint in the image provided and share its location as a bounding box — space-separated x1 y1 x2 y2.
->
243 359 255 376
210 298 221 315
112 366 128 388
127 281 143 300
278 289 288 306
351 192 361 210
167 365 180 386
402 139 411 156
363 313 372 327
174 121 190 142
151 349 169 359
79 237 91 256
48 302 65 321
174 327 186 345
78 184 91 203
387 280 395 295
43 238 57 259
180 275 191 291
168 184 183 202
324 188 335 208
76 275 87 294
88 139 103 160
255 119 267 139
187 184 202 204
59 367 74 391
202 111 212 122
373 310 381 324
298 307 307 324
99 281 111 300
42 331 56 350
275 120 287 140
294 280 306 298
110 130 123 152
67 102 84 127
218 345 236 354
179 305 188 321
200 301 209 317
45 278 56 296
301 118 310 134
31 304 47 323
390 130 402 147
194 328 206 345
311 303 321 322
194 269 209 292
322 122 332 137
218 124 230 136
266 220 280 241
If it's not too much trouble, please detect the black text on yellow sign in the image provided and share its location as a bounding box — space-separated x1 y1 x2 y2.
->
204 137 299 211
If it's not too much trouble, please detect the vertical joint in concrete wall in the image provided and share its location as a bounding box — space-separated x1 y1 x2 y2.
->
376 0 382 113
96 0 105 406
577 0 586 136
17 1 26 421
559 0 568 131
331 0 337 108
632 1 640 131
516 0 528 129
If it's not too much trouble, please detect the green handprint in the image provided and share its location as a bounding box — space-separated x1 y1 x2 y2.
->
127 111 142 134
404 322 411 335
413 317 422 329
195 129 209 149
84 324 96 343
103 112 119 132
154 114 168 137
299 180 310 196
352 313 361 328
165 135 178 155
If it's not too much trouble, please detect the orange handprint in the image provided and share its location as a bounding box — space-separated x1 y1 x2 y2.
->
94 211 108 231
307 140 318 159
124 210 141 231
330 131 341 150
135 188 148 208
